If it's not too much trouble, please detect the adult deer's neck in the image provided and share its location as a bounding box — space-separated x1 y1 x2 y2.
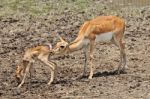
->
66 36 89 53
66 21 90 53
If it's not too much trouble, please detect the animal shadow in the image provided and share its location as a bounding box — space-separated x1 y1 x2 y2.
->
78 69 127 80
93 69 127 78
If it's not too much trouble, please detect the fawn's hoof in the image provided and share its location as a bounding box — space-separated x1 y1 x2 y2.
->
88 76 92 79
47 82 52 85
17 85 22 88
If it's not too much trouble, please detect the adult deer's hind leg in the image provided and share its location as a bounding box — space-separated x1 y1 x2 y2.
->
119 42 127 71
112 32 127 74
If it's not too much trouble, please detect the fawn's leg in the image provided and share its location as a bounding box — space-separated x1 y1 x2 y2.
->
17 62 31 88
38 54 56 85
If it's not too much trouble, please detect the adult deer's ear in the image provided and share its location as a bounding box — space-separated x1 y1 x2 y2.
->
59 36 66 42
54 32 65 42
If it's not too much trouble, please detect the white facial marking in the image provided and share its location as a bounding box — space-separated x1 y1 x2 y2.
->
96 32 113 42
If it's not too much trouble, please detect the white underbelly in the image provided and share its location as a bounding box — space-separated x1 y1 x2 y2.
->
95 32 113 42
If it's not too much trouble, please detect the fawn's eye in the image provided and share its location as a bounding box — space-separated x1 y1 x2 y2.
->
60 45 65 49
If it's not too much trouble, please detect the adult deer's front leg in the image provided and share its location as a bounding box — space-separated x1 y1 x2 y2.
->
83 45 88 76
88 40 95 79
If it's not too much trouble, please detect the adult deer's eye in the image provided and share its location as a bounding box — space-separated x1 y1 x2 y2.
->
60 45 65 49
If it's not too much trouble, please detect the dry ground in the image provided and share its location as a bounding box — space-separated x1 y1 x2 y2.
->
0 0 150 99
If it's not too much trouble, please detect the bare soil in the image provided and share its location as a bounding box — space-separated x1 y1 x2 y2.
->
0 1 150 99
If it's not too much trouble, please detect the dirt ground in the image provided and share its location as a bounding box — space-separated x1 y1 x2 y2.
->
0 0 150 99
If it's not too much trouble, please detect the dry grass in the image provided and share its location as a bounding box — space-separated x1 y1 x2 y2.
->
0 0 149 18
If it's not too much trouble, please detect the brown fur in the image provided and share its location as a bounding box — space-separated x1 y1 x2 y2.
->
53 16 127 79
16 44 57 88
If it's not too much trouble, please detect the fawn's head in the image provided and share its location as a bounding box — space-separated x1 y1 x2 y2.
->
15 60 29 83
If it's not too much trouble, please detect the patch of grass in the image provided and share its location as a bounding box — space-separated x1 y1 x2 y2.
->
74 0 90 10
0 0 54 16
0 0 147 18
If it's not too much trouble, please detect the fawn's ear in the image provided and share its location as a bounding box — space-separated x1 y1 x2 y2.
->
48 43 52 50
45 43 53 50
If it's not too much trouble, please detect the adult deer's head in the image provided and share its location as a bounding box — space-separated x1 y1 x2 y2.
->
53 35 69 54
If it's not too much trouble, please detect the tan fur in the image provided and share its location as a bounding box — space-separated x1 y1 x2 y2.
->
53 16 127 79
16 44 57 88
